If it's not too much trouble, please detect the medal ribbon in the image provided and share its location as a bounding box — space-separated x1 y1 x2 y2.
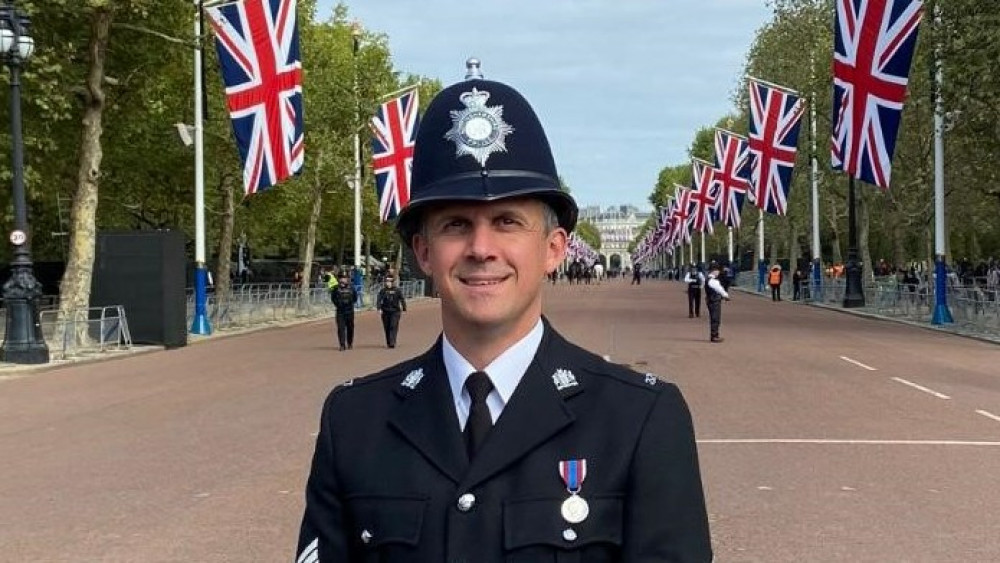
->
558 459 587 493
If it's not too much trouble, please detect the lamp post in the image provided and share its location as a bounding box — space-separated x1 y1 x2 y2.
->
842 177 865 308
0 0 47 364
351 22 362 270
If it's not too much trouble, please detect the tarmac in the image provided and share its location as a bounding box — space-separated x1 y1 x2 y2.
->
1 280 998 562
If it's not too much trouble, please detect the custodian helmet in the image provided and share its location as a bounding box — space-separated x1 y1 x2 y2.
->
395 59 578 245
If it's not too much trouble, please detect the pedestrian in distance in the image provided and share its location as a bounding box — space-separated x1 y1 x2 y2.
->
706 262 731 343
768 264 783 301
330 272 357 351
631 262 642 285
684 264 705 318
792 267 804 300
296 59 712 563
376 276 407 348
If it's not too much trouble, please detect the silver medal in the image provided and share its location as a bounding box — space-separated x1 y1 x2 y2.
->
560 494 590 524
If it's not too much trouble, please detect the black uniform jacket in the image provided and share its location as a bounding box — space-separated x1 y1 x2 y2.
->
377 288 406 313
297 319 712 562
331 285 357 315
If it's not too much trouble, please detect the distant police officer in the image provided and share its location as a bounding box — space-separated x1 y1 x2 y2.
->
330 272 357 351
376 276 407 348
683 264 705 318
297 60 712 563
706 262 731 343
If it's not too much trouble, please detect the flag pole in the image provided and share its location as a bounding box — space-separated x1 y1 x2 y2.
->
191 0 212 335
700 231 706 266
757 209 766 292
727 227 733 265
352 23 362 272
810 83 822 300
931 0 953 324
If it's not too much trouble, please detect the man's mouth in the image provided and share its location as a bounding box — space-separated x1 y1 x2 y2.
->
459 275 509 286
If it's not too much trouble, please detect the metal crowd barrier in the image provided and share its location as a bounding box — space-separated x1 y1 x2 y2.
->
796 277 1000 337
6 305 134 360
190 280 426 332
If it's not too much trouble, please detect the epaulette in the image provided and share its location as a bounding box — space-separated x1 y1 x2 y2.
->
331 355 426 393
563 341 667 392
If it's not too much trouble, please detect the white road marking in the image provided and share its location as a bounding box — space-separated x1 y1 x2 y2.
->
698 439 1000 446
839 356 878 371
976 410 1000 424
891 377 951 400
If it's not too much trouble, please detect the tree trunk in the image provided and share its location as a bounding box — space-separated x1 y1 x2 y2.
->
299 149 325 305
788 223 800 270
753 213 764 269
859 188 873 280
56 8 111 348
891 214 906 271
213 173 235 322
925 226 933 272
827 210 843 265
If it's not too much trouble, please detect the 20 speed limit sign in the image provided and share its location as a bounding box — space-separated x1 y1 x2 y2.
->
9 230 26 245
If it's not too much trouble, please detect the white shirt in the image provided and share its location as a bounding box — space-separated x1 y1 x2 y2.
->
443 319 544 430
707 275 729 299
683 271 705 285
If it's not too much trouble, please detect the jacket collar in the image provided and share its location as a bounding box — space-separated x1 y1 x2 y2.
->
388 318 586 486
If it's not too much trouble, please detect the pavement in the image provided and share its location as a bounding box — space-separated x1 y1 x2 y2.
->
1 280 998 562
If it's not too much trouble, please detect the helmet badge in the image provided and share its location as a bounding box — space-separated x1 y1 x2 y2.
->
444 88 514 167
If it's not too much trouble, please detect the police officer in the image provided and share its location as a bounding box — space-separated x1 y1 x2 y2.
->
706 262 731 343
683 264 705 318
376 276 407 348
297 60 712 563
330 272 357 351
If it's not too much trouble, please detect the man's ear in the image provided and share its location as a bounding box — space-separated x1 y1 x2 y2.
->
411 234 434 277
545 228 568 274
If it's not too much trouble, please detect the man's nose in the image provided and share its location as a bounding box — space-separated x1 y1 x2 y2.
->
466 222 498 261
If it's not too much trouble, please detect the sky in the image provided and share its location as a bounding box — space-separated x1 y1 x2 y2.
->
316 0 774 211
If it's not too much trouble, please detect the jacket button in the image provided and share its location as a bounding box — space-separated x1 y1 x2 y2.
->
563 528 577 542
456 493 476 512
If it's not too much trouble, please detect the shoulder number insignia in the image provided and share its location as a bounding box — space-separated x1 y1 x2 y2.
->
444 88 514 167
401 368 425 390
644 373 659 386
552 368 578 391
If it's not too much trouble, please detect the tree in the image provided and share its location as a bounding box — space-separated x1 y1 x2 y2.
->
575 220 600 252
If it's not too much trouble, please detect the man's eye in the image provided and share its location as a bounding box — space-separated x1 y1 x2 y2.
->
440 220 466 232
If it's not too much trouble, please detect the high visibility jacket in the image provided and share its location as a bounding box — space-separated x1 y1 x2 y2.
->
768 270 782 285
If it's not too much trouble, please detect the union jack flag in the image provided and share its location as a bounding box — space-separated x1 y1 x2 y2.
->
671 185 694 245
206 0 304 196
659 202 677 252
372 89 420 222
747 78 805 215
831 0 924 189
689 159 718 235
712 129 750 229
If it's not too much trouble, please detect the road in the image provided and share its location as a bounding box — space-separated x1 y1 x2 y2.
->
1 280 998 562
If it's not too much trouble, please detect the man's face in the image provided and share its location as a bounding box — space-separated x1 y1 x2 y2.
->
412 198 567 335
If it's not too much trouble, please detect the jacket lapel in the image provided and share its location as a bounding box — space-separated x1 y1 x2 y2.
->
387 340 469 484
460 324 583 490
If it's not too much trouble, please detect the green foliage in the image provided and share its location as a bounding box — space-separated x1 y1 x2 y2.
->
0 1 443 269
642 0 1000 265
574 220 600 251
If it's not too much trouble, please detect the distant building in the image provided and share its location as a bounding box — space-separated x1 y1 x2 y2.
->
578 204 651 271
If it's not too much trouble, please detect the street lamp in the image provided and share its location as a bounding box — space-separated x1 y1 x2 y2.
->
0 0 48 364
842 177 866 308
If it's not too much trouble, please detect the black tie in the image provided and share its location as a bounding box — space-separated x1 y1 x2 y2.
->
464 371 494 459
